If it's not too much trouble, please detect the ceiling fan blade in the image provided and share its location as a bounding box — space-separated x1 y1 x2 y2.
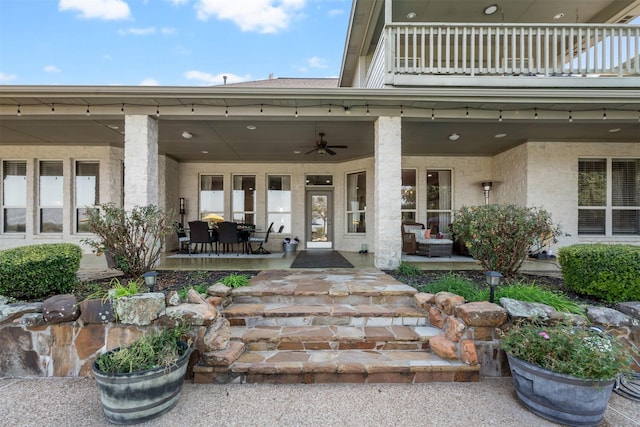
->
326 148 337 155
305 148 318 155
326 145 348 149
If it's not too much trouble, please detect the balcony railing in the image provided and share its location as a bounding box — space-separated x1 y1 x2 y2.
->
370 23 640 86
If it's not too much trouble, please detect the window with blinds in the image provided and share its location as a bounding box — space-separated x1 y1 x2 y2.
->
578 158 639 236
346 171 366 233
76 161 99 233
39 160 63 233
2 160 27 233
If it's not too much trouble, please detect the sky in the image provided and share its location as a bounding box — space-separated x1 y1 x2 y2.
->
0 0 351 86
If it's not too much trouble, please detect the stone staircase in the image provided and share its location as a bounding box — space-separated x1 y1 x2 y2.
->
192 270 480 384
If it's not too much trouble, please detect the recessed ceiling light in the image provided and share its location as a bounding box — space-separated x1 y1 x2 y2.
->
483 4 499 15
247 125 256 130
406 12 416 19
553 13 565 20
293 150 301 154
181 131 193 139
495 133 507 138
107 124 119 130
448 133 460 141
608 128 622 133
201 150 208 154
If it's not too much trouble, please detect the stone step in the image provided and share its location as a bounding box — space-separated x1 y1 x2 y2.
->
232 294 416 306
231 325 442 351
225 349 479 384
222 303 428 327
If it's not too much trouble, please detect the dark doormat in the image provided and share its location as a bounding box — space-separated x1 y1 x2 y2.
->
290 250 354 268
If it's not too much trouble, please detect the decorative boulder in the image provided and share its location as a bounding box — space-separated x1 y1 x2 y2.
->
43 294 79 324
79 298 115 324
114 293 166 326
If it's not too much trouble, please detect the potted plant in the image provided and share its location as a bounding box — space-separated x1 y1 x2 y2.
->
92 327 193 425
501 322 633 427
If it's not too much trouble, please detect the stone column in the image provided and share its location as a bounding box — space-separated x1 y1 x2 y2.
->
124 115 159 209
373 116 402 269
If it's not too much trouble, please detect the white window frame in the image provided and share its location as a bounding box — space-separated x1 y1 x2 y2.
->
426 168 453 237
346 170 366 234
2 160 27 233
38 160 64 234
75 161 99 233
266 174 291 233
232 174 256 225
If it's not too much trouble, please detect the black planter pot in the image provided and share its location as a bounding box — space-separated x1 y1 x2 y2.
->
507 354 615 427
92 342 192 425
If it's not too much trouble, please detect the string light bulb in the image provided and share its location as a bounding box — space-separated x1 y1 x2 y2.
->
225 106 228 117
400 105 403 117
328 104 332 114
366 104 370 116
569 111 573 122
465 107 469 118
51 103 55 113
602 109 607 120
260 104 263 115
294 107 298 118
431 108 435 120
121 103 125 114
156 106 160 117
86 105 91 116
17 105 21 116
191 104 194 114
534 108 538 119
498 110 503 122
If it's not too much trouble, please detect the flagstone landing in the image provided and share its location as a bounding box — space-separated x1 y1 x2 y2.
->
193 270 484 384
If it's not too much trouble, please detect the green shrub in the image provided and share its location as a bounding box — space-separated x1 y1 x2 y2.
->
420 273 484 302
85 277 146 302
495 282 585 315
220 274 250 288
178 283 209 300
451 204 560 277
82 203 172 278
396 262 422 276
0 243 82 300
558 244 640 303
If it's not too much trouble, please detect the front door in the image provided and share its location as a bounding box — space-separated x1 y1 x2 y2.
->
306 190 333 249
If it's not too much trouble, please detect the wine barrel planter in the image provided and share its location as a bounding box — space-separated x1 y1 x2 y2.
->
507 354 615 427
92 342 192 425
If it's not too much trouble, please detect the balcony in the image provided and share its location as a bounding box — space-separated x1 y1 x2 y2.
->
366 23 640 88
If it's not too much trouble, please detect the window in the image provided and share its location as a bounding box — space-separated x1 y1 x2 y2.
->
426 169 452 236
579 158 639 236
2 160 26 233
76 162 99 233
306 175 333 186
267 175 291 232
39 161 63 233
346 171 366 233
401 169 417 223
232 175 255 224
200 175 224 220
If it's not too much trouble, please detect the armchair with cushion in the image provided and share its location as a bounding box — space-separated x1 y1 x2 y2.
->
401 222 425 254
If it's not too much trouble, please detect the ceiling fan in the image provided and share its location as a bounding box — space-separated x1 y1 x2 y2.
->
305 132 348 155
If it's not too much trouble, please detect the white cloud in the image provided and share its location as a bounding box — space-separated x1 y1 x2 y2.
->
0 72 17 82
44 65 61 73
140 78 160 86
169 0 189 4
161 27 176 35
184 70 251 85
307 56 327 68
195 0 305 34
118 27 156 36
327 9 344 17
58 0 131 20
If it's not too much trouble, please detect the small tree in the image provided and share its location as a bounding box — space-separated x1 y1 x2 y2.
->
82 203 172 278
451 204 560 276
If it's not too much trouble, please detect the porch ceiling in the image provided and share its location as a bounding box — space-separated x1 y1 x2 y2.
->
1 114 638 162
1 86 638 162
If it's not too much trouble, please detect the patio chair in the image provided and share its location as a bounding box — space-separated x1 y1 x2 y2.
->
401 222 425 254
188 220 217 255
248 222 274 254
217 221 242 256
173 222 190 254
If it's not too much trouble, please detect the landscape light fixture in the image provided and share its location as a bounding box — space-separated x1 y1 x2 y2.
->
482 181 493 205
485 271 503 303
142 271 158 292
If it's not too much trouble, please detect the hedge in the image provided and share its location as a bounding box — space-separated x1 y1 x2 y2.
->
558 244 640 303
0 243 82 301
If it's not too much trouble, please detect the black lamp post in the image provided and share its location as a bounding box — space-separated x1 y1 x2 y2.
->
485 271 503 303
179 197 186 227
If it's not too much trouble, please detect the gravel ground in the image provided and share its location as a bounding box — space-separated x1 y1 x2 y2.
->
2 377 639 427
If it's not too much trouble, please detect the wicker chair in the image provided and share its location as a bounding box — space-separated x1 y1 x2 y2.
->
401 222 425 254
